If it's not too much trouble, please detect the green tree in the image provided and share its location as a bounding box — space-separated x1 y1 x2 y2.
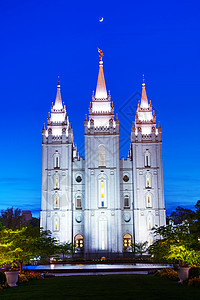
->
0 207 24 229
57 242 74 261
36 230 58 262
170 206 195 225
0 227 38 272
133 241 148 257
148 223 197 263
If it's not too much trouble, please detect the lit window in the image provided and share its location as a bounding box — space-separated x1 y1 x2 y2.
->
76 195 82 209
99 145 105 167
144 151 151 167
54 174 59 189
146 193 152 208
98 176 107 207
123 234 132 252
53 193 60 209
74 234 84 251
147 215 153 230
124 195 130 208
53 215 59 231
146 173 151 188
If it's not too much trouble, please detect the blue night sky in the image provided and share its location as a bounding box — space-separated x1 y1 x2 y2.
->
0 0 199 217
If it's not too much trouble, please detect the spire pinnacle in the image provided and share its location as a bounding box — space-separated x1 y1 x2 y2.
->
54 77 63 110
95 48 107 99
140 75 148 109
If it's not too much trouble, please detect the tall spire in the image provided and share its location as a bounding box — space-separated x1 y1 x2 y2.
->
54 76 63 110
95 48 107 99
140 75 148 109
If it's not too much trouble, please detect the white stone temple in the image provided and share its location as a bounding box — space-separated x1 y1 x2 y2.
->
40 49 166 256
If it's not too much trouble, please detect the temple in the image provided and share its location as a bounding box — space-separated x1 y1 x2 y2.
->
40 50 166 257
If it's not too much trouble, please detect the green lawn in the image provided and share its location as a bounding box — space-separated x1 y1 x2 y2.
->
0 275 199 300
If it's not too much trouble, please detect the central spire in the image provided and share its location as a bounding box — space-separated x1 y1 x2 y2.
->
95 48 108 99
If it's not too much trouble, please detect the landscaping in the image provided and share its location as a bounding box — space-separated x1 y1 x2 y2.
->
0 274 200 299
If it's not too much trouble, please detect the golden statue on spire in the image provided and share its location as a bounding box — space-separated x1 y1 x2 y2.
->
98 48 103 61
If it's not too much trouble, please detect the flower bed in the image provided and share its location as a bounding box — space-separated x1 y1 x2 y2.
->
18 271 43 283
154 268 179 281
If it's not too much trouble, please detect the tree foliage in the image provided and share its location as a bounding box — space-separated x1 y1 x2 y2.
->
0 207 24 229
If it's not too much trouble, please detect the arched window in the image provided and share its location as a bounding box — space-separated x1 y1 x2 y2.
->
124 195 130 208
146 193 152 208
144 151 151 167
74 234 84 251
99 144 105 167
54 174 59 189
54 152 60 169
53 193 60 209
123 234 132 252
76 195 82 209
147 214 153 230
98 175 107 207
145 173 151 188
53 215 59 232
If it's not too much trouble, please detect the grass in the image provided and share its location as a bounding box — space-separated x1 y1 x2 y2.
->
0 274 199 300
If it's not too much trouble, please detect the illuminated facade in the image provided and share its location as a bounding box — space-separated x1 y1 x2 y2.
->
40 51 166 255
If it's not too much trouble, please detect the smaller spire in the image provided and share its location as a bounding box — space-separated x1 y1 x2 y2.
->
42 122 45 132
158 121 162 132
140 75 148 109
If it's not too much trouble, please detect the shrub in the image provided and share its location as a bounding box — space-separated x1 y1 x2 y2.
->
0 272 6 285
188 276 200 288
189 267 200 278
154 268 179 281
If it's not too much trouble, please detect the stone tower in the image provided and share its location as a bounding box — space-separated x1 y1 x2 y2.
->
130 77 166 245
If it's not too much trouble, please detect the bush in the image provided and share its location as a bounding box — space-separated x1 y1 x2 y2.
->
189 267 200 278
154 268 179 281
0 272 6 285
188 276 200 288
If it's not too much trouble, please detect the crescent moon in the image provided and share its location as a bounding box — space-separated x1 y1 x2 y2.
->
99 17 104 22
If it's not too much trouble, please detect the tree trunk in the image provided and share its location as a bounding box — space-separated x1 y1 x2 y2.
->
62 253 64 261
19 262 23 272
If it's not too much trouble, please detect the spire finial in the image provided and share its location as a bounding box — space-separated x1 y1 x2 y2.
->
95 48 107 99
140 74 148 109
54 76 62 109
97 48 104 61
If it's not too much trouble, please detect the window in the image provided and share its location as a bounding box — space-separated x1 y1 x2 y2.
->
53 215 59 231
123 175 129 182
99 144 105 167
54 174 59 189
147 215 153 230
74 234 84 251
144 151 151 167
145 173 151 188
123 234 132 252
53 193 60 209
54 152 60 168
98 176 107 207
124 195 130 208
76 175 82 183
146 193 152 208
76 195 82 209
